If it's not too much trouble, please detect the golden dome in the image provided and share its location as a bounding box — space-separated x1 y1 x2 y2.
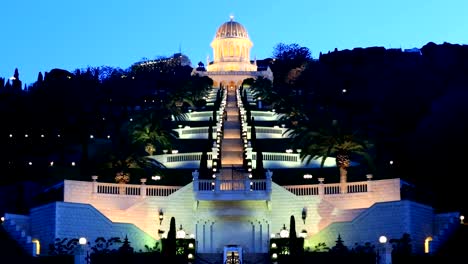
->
215 16 249 39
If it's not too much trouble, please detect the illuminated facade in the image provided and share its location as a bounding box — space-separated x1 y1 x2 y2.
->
1 17 461 262
194 16 273 88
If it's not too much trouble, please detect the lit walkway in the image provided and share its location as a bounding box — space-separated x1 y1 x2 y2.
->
220 87 244 173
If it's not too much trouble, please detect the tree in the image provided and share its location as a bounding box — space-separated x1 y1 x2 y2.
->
199 150 209 179
287 119 373 184
12 68 22 91
331 234 348 254
208 117 213 143
131 111 179 154
272 43 311 88
288 215 303 259
164 217 177 259
250 117 257 150
255 148 264 179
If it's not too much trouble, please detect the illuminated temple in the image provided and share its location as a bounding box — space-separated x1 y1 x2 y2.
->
194 15 273 88
1 17 460 263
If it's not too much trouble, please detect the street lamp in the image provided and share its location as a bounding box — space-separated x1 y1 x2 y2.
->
379 236 387 243
379 235 391 264
159 210 164 225
176 225 186 239
302 207 307 224
279 224 289 238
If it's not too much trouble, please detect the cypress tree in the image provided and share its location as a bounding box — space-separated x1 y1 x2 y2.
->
12 68 22 90
164 217 176 259
208 117 213 143
255 148 264 179
289 215 299 259
199 150 209 179
250 117 256 149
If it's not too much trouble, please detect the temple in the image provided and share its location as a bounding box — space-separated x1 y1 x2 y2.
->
193 16 273 88
1 16 460 263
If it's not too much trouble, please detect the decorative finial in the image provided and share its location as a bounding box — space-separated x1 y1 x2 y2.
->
229 14 234 21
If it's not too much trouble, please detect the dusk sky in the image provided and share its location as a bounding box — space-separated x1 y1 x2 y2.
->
1 0 467 85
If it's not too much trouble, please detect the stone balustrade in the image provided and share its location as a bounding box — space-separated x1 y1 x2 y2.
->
91 180 181 197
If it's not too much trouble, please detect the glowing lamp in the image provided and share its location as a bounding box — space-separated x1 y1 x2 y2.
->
379 236 387 244
176 225 186 239
279 224 289 238
158 209 164 225
78 237 87 245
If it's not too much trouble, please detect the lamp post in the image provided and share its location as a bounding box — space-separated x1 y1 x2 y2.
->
176 225 186 239
279 224 289 238
159 209 164 225
302 207 307 224
75 237 88 264
378 235 391 264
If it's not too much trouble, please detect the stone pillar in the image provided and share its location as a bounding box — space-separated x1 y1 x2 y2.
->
215 177 220 193
318 178 325 196
266 170 273 192
140 178 147 198
366 174 373 192
378 242 392 264
74 243 88 264
91 175 98 194
192 170 199 192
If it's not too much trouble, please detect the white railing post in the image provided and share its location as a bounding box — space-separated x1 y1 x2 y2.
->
140 178 147 198
215 177 220 193
193 170 199 192
91 175 98 194
366 174 373 192
318 178 325 196
266 170 272 192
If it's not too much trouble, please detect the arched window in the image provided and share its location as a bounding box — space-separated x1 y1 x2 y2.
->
32 238 40 256
424 237 433 254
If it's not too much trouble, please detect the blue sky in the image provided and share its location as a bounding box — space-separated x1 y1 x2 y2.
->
1 0 467 85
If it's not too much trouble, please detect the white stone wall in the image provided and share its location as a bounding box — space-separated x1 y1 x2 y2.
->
30 203 57 254
54 202 156 252
304 200 435 255
60 178 442 254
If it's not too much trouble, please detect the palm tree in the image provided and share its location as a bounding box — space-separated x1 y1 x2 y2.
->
288 119 373 184
131 111 179 155
102 150 165 184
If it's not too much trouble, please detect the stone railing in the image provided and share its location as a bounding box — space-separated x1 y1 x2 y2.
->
246 126 291 139
192 170 273 201
246 151 337 169
250 110 284 121
148 152 214 169
173 127 217 139
283 178 388 196
185 111 218 121
92 178 181 197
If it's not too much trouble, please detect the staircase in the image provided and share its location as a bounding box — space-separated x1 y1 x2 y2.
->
2 214 36 256
220 87 243 167
430 212 462 253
